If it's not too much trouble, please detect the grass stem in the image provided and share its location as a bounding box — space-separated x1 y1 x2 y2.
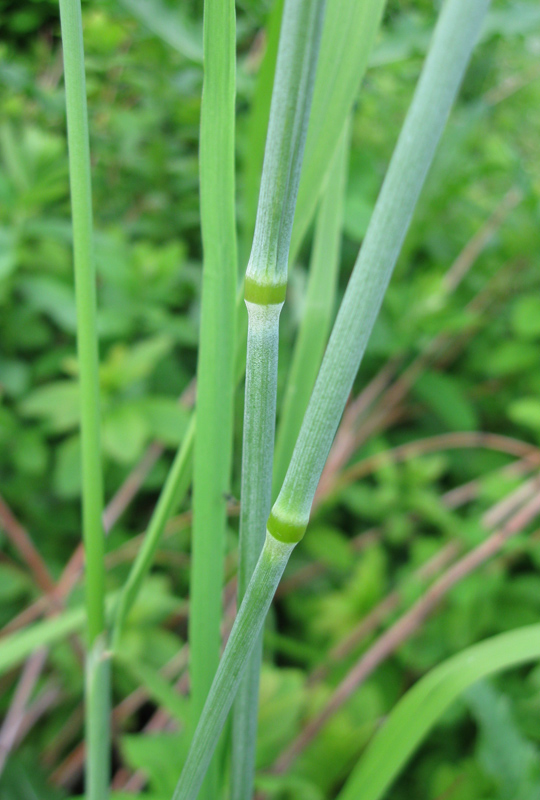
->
59 1 109 796
232 3 326 796
189 0 237 796
173 535 295 800
269 0 491 544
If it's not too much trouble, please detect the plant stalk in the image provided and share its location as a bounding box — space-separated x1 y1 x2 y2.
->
231 302 282 798
268 0 491 546
232 2 326 797
59 0 109 796
189 0 237 797
112 415 195 647
173 534 295 800
273 119 350 495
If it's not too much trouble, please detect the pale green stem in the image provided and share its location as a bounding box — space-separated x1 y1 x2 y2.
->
273 119 350 496
59 0 105 648
233 2 326 797
189 0 237 797
176 5 488 783
111 415 195 648
269 0 491 546
86 637 111 800
59 1 109 797
231 302 282 799
245 0 326 296
173 534 295 800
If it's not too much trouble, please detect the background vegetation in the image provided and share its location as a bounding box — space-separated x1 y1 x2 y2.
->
1 0 540 798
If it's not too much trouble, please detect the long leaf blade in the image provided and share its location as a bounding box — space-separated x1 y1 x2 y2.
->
189 0 237 797
337 624 540 800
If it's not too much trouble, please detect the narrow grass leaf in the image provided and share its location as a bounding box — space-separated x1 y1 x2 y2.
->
337 624 540 800
273 118 350 496
112 415 195 646
189 1 237 797
59 1 109 795
241 0 284 261
86 637 111 800
0 606 88 677
290 0 387 261
170 1 490 795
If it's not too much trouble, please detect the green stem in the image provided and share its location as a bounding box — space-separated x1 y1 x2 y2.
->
231 302 282 799
189 0 237 797
232 3 326 797
86 637 111 800
273 119 350 496
269 0 491 544
111 415 195 648
59 1 109 796
173 534 295 800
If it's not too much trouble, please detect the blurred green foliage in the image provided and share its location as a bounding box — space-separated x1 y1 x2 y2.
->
1 0 540 798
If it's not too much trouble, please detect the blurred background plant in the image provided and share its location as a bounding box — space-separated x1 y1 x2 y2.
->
1 0 540 798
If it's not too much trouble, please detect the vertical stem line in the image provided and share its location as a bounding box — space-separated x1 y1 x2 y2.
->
190 0 237 797
231 302 282 800
59 0 105 645
112 414 195 647
59 1 109 797
232 3 326 796
174 535 295 800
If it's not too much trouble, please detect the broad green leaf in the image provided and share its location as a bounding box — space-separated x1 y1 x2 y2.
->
256 667 305 767
0 564 31 602
511 296 540 340
0 358 30 398
135 396 190 446
481 341 539 377
54 434 81 497
414 370 478 431
508 397 540 434
2 753 66 800
122 732 188 797
102 404 149 464
100 336 172 390
19 276 77 333
0 226 17 279
19 380 80 433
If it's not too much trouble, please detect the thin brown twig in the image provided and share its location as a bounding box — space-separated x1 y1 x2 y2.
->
306 469 540 687
307 540 460 686
0 497 56 595
0 649 49 773
337 432 540 494
442 188 522 293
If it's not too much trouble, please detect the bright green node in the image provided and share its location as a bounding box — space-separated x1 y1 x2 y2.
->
244 276 287 305
267 510 306 543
